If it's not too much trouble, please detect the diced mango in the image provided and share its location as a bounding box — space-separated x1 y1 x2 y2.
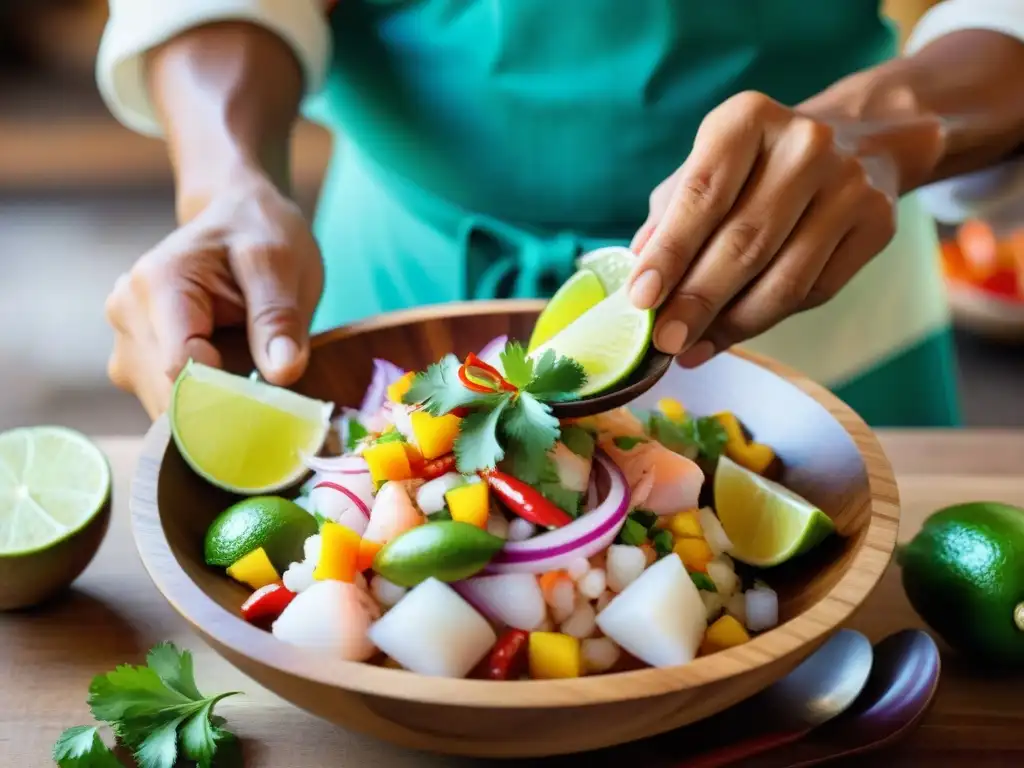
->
445 481 490 529
314 522 362 583
403 442 425 473
410 410 462 460
701 614 751 655
358 539 384 572
667 509 703 539
715 411 746 451
364 440 413 485
382 656 404 670
731 442 776 475
226 547 280 590
387 372 415 404
529 632 582 679
673 537 714 573
657 398 686 422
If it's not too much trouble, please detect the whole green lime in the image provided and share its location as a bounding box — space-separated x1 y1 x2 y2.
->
204 496 317 572
899 501 1024 667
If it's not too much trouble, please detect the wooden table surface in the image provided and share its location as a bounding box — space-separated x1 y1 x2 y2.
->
3 431 1023 767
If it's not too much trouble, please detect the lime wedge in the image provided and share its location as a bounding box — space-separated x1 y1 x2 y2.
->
528 269 606 351
713 456 836 567
170 361 334 494
576 246 637 294
530 286 654 397
0 427 110 556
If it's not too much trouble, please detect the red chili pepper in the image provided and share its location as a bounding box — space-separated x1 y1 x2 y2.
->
458 353 517 394
482 469 573 528
484 629 530 680
241 582 296 625
418 453 457 481
450 407 471 418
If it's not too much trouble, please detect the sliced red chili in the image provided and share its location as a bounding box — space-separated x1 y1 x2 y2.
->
484 629 530 680
482 469 573 529
241 582 296 625
458 353 517 394
418 453 457 481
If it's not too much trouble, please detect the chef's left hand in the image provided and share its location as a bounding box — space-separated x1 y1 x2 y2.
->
629 90 901 367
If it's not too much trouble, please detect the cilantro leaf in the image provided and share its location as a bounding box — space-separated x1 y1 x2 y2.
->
652 529 674 558
403 355 501 415
525 349 587 401
454 394 511 472
693 415 729 461
53 726 122 768
499 341 534 389
538 483 582 518
648 412 727 461
87 643 241 768
560 425 595 459
505 450 581 518
690 572 717 592
613 435 647 451
617 517 647 546
503 392 560 460
344 417 368 451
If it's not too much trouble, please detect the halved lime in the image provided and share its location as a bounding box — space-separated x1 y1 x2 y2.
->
170 361 334 494
713 456 836 567
576 246 636 294
528 269 606 351
0 426 112 609
530 286 654 397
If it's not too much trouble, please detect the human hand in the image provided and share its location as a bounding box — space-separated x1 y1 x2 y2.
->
629 91 901 367
105 170 323 418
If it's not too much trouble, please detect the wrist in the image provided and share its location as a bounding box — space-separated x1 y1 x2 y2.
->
174 160 281 224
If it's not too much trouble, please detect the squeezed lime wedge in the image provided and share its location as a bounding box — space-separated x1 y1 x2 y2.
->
528 269 606 351
576 246 637 294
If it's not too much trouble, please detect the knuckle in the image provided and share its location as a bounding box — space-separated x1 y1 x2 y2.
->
730 90 776 118
767 275 809 313
249 300 301 332
862 190 897 240
802 283 836 310
791 118 834 157
721 221 770 270
673 288 717 319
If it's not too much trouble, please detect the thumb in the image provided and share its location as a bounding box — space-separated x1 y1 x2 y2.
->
149 279 223 379
234 246 310 386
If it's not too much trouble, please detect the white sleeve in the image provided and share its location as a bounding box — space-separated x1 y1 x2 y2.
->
97 0 332 138
905 0 1024 224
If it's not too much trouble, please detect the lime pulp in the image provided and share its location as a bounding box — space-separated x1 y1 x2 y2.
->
528 269 606 351
576 246 637 294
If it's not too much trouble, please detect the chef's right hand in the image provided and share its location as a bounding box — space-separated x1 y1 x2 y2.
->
105 170 324 419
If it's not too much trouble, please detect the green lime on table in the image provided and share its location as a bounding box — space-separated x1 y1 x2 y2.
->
170 360 333 494
713 455 835 567
576 245 636 293
527 268 606 351
204 495 318 571
0 426 112 610
529 286 654 397
900 501 1024 667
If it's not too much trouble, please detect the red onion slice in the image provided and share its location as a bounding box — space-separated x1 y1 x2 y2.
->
360 359 407 419
484 452 629 574
477 335 508 368
303 454 370 475
311 479 372 520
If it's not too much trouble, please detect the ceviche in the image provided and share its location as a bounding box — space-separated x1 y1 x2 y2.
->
200 337 835 680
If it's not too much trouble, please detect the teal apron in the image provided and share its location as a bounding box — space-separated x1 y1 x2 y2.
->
307 0 962 427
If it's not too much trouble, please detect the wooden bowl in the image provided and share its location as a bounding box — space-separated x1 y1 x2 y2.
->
131 300 900 758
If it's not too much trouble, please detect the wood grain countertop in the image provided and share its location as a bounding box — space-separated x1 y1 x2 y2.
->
2 431 1023 766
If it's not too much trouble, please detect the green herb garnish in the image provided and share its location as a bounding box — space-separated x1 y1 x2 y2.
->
560 424 596 459
344 417 368 451
652 529 674 559
427 507 453 522
690 572 717 592
648 412 728 461
613 435 647 451
618 517 648 546
630 509 658 531
53 726 121 767
313 511 330 531
374 430 406 445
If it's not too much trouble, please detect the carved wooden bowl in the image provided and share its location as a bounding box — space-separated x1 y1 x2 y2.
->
131 300 900 758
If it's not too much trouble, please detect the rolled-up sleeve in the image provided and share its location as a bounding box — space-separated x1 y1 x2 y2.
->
906 0 1024 224
97 0 333 137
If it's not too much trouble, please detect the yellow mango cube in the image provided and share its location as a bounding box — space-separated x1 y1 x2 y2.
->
364 440 413 484
445 482 490 529
673 537 714 573
314 522 362 583
226 547 280 590
529 632 582 679
731 442 776 476
657 398 686 422
701 614 751 655
387 372 415 404
410 410 462 460
667 509 703 539
714 411 746 450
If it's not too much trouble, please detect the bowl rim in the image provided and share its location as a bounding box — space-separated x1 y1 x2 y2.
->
130 299 900 708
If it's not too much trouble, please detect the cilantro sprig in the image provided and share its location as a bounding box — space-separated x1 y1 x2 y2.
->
403 341 587 473
54 643 242 768
648 411 728 461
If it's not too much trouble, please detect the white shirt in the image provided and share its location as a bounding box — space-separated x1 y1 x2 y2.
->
96 0 1024 225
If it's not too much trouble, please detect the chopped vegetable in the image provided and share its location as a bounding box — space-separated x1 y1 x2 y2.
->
445 481 490 528
745 586 780 632
581 637 621 674
459 352 518 394
701 614 751 655
360 481 424 570
372 520 505 587
690 571 717 592
368 578 497 678
529 632 582 679
560 602 597 639
595 554 707 667
484 629 530 680
647 410 728 461
410 410 462 460
241 582 296 624
272 580 380 660
85 643 241 768
673 537 714 572
652 529 674 558
454 572 547 630
507 518 535 542
606 545 647 592
364 440 414 484
313 522 362 583
226 547 279 590
715 412 776 474
578 567 607 599
416 472 464 515
618 516 647 546
656 397 686 422
707 556 740 597
698 507 734 556
387 371 416 403
417 453 458 481
484 468 573 528
667 509 703 539
370 574 408 608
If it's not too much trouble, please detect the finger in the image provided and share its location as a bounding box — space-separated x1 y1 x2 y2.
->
232 245 310 386
802 214 895 312
142 270 222 379
627 99 765 311
653 118 837 354
698 168 865 351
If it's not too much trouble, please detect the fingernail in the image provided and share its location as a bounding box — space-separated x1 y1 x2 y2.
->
629 270 662 309
656 320 688 355
268 336 299 372
677 340 716 368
